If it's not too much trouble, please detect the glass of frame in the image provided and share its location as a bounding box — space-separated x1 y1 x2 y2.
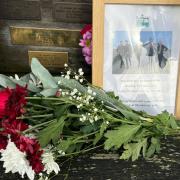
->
92 0 180 119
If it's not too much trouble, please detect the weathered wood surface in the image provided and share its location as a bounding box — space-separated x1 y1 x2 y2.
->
0 0 92 23
53 1 92 23
0 0 41 20
0 137 179 180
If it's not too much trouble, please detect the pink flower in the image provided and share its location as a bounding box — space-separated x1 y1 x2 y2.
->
79 28 92 65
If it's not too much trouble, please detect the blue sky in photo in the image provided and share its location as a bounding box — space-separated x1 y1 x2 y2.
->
140 31 172 49
113 31 129 48
113 31 172 49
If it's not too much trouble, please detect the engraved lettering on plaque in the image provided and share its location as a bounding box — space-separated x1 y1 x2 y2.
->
0 0 41 20
10 27 80 47
28 51 68 68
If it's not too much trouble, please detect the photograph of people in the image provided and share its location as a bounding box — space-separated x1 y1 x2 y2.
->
112 31 172 74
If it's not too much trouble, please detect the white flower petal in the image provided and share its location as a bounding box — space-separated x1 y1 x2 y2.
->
0 139 35 180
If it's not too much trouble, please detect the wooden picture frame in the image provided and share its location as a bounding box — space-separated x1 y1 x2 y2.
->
92 0 180 119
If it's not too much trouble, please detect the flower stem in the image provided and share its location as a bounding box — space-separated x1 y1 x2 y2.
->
57 144 104 158
18 114 54 119
23 119 55 134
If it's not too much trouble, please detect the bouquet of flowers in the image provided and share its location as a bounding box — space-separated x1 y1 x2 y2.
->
0 58 179 180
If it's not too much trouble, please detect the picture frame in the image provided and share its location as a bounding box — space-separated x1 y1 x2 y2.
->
92 0 180 119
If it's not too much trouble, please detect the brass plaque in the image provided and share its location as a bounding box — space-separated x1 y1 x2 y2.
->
10 26 80 47
28 51 68 68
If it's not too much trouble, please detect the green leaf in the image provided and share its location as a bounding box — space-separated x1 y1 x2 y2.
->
11 78 41 93
120 138 147 161
31 58 58 89
94 121 109 145
146 137 161 158
156 111 178 130
57 139 73 152
40 88 59 97
169 115 178 129
55 104 71 118
0 74 16 88
38 117 65 147
55 77 87 93
104 124 141 150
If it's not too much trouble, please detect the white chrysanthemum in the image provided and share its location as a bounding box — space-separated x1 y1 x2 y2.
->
42 152 60 175
0 139 35 180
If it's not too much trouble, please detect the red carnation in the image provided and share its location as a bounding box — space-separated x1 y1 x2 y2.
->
14 135 44 173
0 88 12 119
80 24 92 35
6 85 28 119
0 85 27 120
0 133 8 150
2 119 29 135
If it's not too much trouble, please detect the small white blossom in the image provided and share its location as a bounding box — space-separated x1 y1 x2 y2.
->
78 68 84 76
87 89 92 94
38 173 49 180
57 81 61 85
65 75 70 79
93 92 97 96
94 108 98 112
75 75 79 80
67 71 71 75
15 74 20 80
58 150 65 156
95 116 98 121
79 79 84 83
64 64 68 67
42 152 60 175
77 104 83 109
0 139 35 180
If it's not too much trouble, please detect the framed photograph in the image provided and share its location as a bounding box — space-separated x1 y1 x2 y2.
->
92 0 180 119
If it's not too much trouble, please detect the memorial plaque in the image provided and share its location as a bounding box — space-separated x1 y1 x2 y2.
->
28 51 68 68
10 27 80 47
0 0 41 20
53 2 92 23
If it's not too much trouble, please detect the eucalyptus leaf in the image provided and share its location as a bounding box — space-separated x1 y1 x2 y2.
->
31 58 58 89
55 77 87 93
11 79 41 93
0 74 16 88
40 88 59 97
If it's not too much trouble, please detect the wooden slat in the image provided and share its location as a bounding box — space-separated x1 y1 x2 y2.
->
0 0 41 20
53 2 92 23
92 0 104 87
176 57 180 119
